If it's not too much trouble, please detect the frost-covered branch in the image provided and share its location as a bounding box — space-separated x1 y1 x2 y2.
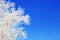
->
0 0 30 40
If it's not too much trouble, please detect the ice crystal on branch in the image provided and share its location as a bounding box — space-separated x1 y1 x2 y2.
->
0 0 30 40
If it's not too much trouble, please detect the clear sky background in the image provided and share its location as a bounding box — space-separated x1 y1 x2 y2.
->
6 0 60 40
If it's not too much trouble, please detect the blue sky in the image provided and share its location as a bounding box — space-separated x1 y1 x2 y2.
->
6 0 60 40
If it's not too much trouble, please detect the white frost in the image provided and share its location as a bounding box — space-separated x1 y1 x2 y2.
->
0 0 30 40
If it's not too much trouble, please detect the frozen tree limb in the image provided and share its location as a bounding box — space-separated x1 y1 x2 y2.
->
0 0 30 40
